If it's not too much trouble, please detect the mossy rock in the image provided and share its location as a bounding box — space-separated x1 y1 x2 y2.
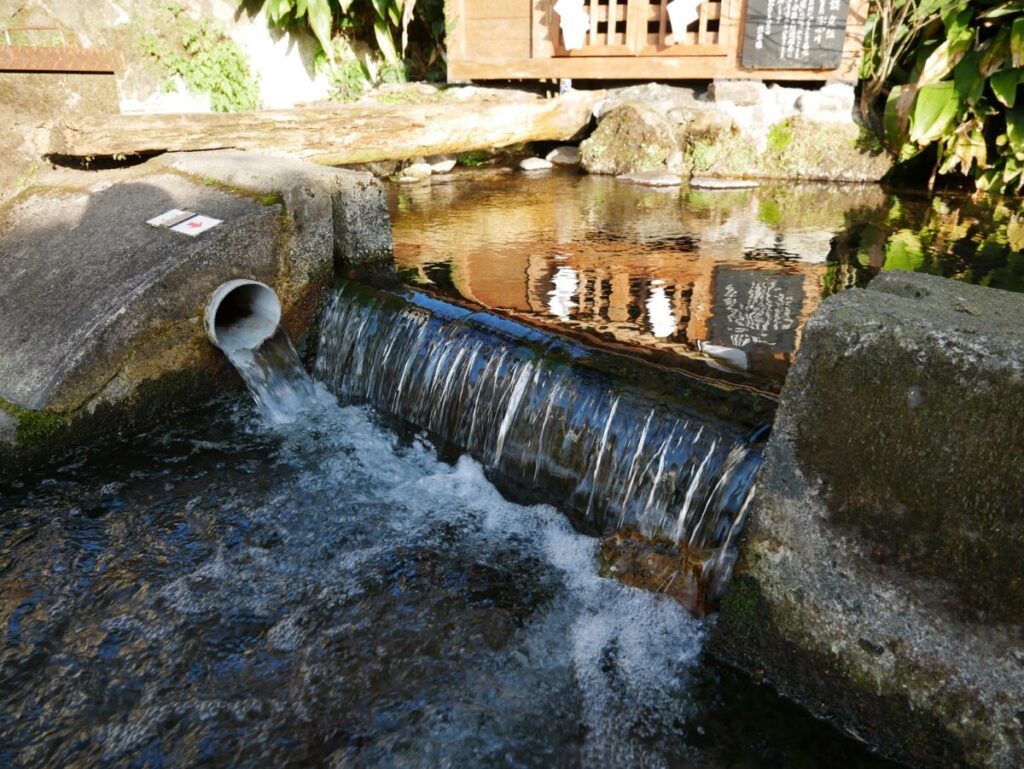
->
683 118 891 183
580 102 683 176
713 272 1024 768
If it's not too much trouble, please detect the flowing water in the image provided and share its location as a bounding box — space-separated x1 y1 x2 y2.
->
221 327 323 425
315 283 763 561
0 173 923 768
0 390 897 768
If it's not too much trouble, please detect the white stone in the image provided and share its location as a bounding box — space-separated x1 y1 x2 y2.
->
616 170 682 187
796 83 856 124
545 146 580 166
520 157 554 171
428 158 457 173
402 162 434 180
707 79 768 107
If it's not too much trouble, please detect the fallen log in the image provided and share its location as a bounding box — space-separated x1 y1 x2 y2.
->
49 91 601 165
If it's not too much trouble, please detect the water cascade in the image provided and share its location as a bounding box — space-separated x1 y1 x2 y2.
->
205 279 319 423
315 282 767 569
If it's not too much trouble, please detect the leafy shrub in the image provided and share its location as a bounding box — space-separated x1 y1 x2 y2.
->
143 7 259 112
252 0 445 80
862 1 1024 194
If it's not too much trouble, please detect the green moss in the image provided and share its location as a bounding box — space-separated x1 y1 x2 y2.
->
768 120 795 154
757 198 784 227
457 150 492 167
716 574 765 646
0 398 70 445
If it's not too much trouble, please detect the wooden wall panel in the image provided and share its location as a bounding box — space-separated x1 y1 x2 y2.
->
451 0 533 63
450 0 868 82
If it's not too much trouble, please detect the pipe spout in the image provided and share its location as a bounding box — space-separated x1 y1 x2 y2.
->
205 279 281 353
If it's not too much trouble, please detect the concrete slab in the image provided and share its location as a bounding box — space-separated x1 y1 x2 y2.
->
0 173 280 411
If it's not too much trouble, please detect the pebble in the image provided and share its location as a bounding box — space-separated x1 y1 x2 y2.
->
519 157 553 171
615 170 682 187
428 157 457 173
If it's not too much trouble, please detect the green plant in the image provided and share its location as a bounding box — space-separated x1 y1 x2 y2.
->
251 0 445 79
143 8 259 112
863 0 1024 194
767 120 794 154
329 51 372 102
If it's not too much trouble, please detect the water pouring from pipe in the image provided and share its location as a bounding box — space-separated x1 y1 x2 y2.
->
205 279 320 423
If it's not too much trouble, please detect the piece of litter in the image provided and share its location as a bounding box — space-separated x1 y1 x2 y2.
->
147 209 195 228
170 214 222 237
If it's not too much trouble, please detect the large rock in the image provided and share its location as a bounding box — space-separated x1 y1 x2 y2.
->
580 102 682 176
713 272 1024 768
582 84 891 183
0 151 392 473
682 117 891 182
49 90 604 166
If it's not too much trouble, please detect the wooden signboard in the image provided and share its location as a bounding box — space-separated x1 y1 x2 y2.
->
741 0 851 70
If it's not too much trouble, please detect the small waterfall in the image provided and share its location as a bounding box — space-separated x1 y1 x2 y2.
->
225 327 320 424
315 283 764 554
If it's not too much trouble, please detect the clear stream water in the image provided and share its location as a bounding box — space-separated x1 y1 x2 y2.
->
0 387 897 768
0 174 925 768
391 172 1024 389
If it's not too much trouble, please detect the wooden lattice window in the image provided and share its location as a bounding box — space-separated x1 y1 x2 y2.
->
541 0 736 58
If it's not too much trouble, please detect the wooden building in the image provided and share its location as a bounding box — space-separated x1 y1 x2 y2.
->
447 0 868 82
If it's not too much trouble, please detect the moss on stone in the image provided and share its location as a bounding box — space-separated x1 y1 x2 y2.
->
579 103 680 176
713 573 977 768
767 120 795 155
0 397 70 445
678 119 891 183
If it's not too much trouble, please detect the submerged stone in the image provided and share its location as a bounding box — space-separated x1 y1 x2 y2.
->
598 529 716 616
690 177 761 189
616 170 682 187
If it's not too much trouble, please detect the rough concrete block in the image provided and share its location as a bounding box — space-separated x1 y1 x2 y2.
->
0 150 395 474
713 272 1024 769
0 173 282 413
157 150 393 272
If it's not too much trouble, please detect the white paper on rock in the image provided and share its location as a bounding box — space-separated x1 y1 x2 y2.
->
553 0 590 51
666 0 703 39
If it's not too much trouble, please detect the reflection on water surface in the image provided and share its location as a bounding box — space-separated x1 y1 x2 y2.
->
391 172 1024 388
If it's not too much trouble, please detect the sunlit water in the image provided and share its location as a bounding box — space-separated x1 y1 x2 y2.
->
315 283 763 562
0 394 897 768
391 172 1024 389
